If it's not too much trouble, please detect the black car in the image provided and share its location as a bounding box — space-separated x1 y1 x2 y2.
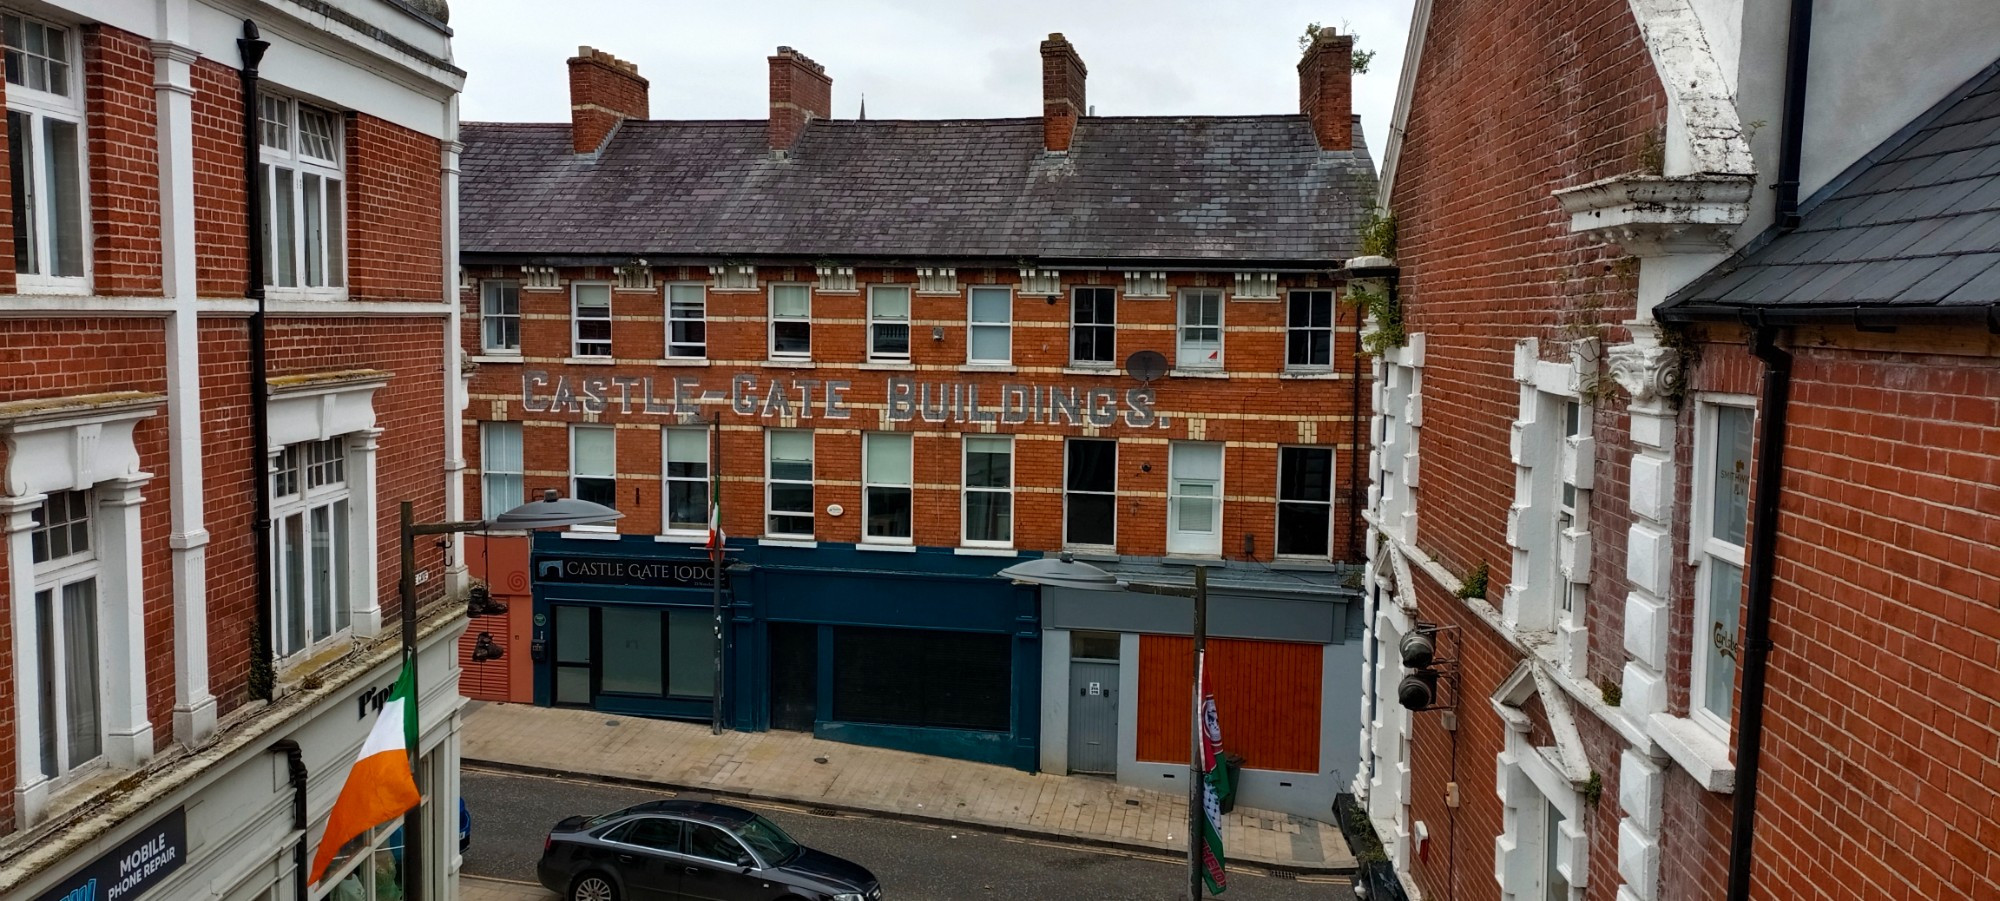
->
537 799 882 901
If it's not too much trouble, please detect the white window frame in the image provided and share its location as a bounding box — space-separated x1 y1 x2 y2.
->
28 489 103 784
663 426 710 537
1070 286 1116 366
270 437 354 662
1555 398 1592 670
258 92 345 295
569 425 617 524
1063 437 1117 550
967 286 1013 365
480 280 521 354
313 818 406 901
571 282 613 358
1177 288 1224 369
1690 396 1754 739
867 285 913 362
1285 289 1336 370
666 282 708 359
1167 441 1224 556
4 10 89 292
961 435 1015 547
862 432 913 545
1276 446 1334 558
765 430 815 538
480 422 523 521
769 284 812 360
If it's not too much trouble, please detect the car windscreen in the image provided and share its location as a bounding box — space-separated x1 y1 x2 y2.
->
584 805 640 831
736 814 801 865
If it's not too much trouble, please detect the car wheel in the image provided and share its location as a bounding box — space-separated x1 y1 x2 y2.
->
568 872 619 901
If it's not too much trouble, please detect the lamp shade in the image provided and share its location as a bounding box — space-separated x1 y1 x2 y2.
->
998 552 1125 591
487 489 624 531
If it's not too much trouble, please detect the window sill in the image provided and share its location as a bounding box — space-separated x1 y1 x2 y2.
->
563 357 618 366
654 532 709 544
760 359 815 369
1229 294 1281 303
1062 366 1120 376
655 358 711 367
953 546 1019 557
856 542 917 553
561 529 621 541
1169 368 1228 379
1278 370 1341 380
960 363 1018 373
759 537 818 548
1060 548 1121 563
1161 554 1226 566
1646 713 1736 793
860 361 914 370
264 287 350 303
470 353 523 364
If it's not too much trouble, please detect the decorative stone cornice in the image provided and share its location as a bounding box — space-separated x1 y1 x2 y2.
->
1608 340 1680 408
1553 174 1753 256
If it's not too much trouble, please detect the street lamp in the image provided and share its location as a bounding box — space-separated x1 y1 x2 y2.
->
999 553 1212 901
397 489 621 901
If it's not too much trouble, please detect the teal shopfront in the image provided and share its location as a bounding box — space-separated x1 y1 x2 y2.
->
530 533 1042 771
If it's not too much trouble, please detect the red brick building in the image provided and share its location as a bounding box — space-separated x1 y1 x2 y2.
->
1354 2 2000 900
0 1 465 899
458 34 1378 817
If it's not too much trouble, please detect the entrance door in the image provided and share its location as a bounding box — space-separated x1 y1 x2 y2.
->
1069 659 1120 774
552 605 595 706
769 623 818 732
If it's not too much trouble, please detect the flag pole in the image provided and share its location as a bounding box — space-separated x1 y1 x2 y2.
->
709 410 725 736
1187 564 1207 900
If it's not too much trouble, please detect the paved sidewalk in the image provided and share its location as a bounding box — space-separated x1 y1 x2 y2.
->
461 703 1354 874
461 875 550 901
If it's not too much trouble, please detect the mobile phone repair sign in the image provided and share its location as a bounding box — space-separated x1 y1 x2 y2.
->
34 807 186 901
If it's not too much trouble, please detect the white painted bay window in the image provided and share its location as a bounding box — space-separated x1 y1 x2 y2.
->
869 285 912 361
967 286 1012 364
766 430 814 537
270 438 351 659
1177 288 1223 368
1692 400 1753 735
1168 442 1223 556
480 422 523 521
863 432 913 543
259 94 344 291
572 283 612 357
5 11 87 287
664 427 709 534
1064 438 1116 548
668 283 707 359
770 284 812 359
1277 446 1334 557
963 436 1014 546
481 280 521 353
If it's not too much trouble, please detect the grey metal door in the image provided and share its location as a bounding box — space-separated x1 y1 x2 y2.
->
1068 660 1119 775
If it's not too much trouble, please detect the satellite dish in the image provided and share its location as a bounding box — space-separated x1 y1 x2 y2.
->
1125 350 1168 384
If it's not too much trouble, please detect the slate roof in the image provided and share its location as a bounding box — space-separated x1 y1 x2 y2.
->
1666 62 2000 318
459 115 1377 264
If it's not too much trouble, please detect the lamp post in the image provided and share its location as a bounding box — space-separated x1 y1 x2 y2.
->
397 489 621 901
999 553 1210 901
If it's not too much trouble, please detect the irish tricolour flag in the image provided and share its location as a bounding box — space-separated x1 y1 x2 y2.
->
309 659 421 885
1199 653 1229 894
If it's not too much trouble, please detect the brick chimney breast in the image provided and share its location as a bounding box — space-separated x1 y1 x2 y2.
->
569 46 649 155
1040 33 1087 153
1297 30 1353 151
769 46 832 152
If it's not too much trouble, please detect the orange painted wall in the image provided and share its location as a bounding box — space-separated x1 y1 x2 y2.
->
1135 635 1322 773
460 535 534 702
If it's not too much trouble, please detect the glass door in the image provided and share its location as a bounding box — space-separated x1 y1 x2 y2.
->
552 605 595 706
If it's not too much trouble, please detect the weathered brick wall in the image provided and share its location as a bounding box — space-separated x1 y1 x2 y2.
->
84 25 163 296
345 114 443 300
1385 0 1673 897
192 58 247 298
1687 331 2000 900
462 266 1370 562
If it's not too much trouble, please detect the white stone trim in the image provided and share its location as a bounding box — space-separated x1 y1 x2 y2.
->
265 371 391 449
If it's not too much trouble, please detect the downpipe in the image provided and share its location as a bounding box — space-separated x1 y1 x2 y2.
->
240 20 275 700
270 740 309 901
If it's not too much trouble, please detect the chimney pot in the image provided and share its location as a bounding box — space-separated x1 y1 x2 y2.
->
1298 30 1354 151
569 46 649 155
1040 33 1087 153
769 46 833 152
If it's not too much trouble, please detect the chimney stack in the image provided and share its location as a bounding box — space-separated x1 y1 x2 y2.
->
769 46 832 152
1040 33 1087 152
568 46 648 155
1298 29 1353 151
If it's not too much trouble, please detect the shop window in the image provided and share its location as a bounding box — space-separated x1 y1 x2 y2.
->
315 820 403 900
1277 446 1333 557
571 283 612 357
271 438 351 660
832 626 1011 732
480 422 522 521
963 435 1014 546
480 280 520 354
5 11 87 288
863 432 912 543
1286 289 1334 369
258 94 344 291
766 430 814 537
664 427 709 534
1692 400 1753 737
770 284 812 359
868 285 911 361
1167 442 1223 556
570 425 616 513
1064 438 1116 548
1070 287 1115 365
1177 288 1223 369
967 286 1012 364
667 283 707 359
1070 630 1120 661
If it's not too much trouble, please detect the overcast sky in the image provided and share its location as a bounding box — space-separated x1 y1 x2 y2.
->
451 1 1414 170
